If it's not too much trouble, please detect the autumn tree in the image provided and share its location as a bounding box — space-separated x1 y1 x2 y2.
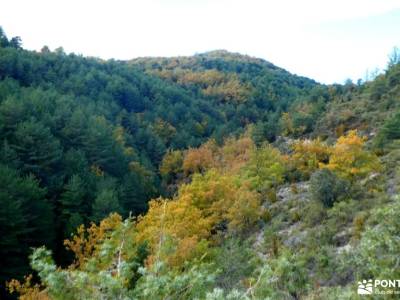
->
136 170 262 267
9 214 139 299
136 198 211 266
323 130 381 181
159 149 183 183
219 136 254 174
290 138 331 179
182 141 217 175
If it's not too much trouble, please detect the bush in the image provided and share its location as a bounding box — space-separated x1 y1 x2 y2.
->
310 169 350 207
302 200 327 227
352 198 400 280
212 238 257 290
375 111 400 148
253 250 310 299
352 212 368 240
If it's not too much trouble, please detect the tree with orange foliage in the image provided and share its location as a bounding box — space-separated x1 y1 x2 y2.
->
8 213 138 299
182 140 217 175
220 136 255 174
7 274 50 300
182 136 256 176
64 213 127 269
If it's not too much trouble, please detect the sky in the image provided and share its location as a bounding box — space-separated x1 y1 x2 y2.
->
1 0 399 84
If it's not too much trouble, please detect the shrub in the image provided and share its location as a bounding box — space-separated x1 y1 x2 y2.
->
212 238 257 290
310 169 350 207
352 212 368 240
375 111 400 148
302 200 327 227
352 198 400 280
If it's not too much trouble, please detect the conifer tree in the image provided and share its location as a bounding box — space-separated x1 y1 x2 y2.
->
0 165 54 286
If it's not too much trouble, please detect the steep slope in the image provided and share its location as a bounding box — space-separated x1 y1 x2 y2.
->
0 28 321 296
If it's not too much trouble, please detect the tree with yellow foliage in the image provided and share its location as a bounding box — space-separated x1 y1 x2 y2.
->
159 150 183 182
136 170 262 267
290 139 331 179
280 112 294 136
136 198 211 267
323 130 381 181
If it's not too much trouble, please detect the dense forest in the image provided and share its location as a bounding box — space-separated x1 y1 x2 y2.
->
1 27 400 299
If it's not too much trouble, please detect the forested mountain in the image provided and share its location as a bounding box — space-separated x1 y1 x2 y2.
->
131 50 322 142
0 28 317 297
1 27 400 299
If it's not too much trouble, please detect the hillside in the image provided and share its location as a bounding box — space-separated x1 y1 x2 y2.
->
0 28 318 297
1 27 400 299
131 50 321 142
314 63 400 141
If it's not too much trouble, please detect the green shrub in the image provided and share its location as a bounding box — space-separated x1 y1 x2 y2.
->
352 198 400 280
211 238 257 291
375 111 400 148
253 250 310 299
310 169 350 207
303 200 327 227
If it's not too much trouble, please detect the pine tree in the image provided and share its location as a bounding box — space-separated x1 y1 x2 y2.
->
0 164 54 287
61 108 87 149
92 188 122 222
0 139 21 169
11 120 62 182
60 175 87 236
